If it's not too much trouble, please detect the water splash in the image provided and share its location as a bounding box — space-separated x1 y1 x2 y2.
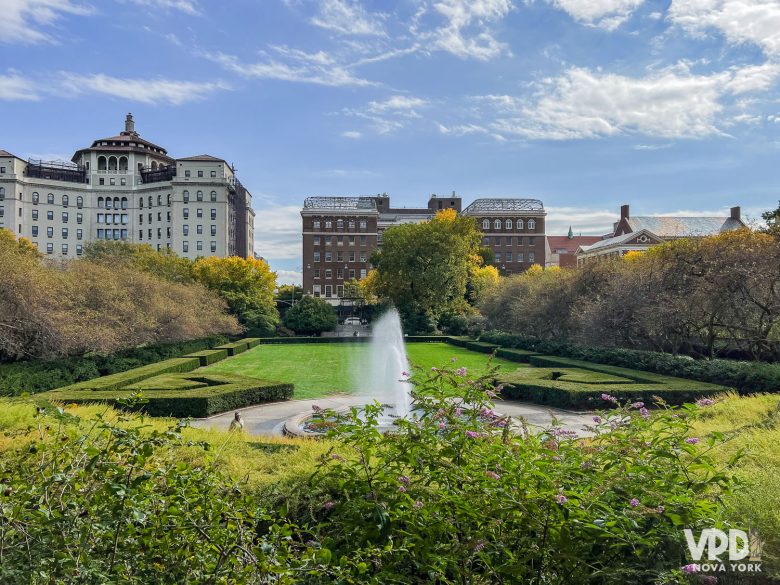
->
366 308 410 420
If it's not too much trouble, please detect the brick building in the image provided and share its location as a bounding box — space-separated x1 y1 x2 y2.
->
545 227 602 268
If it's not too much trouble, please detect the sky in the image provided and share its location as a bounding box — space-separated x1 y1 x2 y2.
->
2 0 780 284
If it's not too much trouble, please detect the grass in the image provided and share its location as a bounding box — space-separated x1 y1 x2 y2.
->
202 341 525 400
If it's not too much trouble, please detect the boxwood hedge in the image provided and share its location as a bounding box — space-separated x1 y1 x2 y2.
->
52 357 202 392
184 349 229 367
481 331 780 394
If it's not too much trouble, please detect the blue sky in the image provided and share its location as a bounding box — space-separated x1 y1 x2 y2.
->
2 0 780 283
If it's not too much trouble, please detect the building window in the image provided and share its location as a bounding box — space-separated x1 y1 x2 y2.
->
348 220 355 230
210 225 216 236
185 170 191 177
210 209 216 220
76 229 82 240
529 252 535 263
0 187 5 200
166 211 171 222
62 228 68 239
482 219 490 230
157 195 162 206
505 219 512 230
98 229 104 239
493 219 501 229
359 220 366 230
495 252 502 262
314 252 321 262
314 269 321 279
197 241 203 251
0 206 4 218
32 192 39 205
506 236 512 246
210 241 216 253
359 251 367 262
493 236 501 246
197 224 203 235
120 178 126 186
183 208 189 219
349 269 355 279
336 251 343 262
210 191 217 202
47 211 53 220
528 237 535 245
32 226 38 237
325 220 332 228
76 244 83 256
518 252 524 263
183 241 189 253
197 208 203 219
76 196 83 209
313 285 321 297
325 252 332 262
47 193 54 204
62 212 68 223
183 190 189 203
528 219 535 231
325 269 332 278
110 178 115 186
139 230 143 240
46 243 53 254
99 178 104 185
325 235 332 245
0 167 4 174
166 194 171 206
197 170 203 178
337 236 343 246
517 219 524 230
197 191 203 202
336 219 344 229
313 220 320 229
348 235 355 245
32 209 38 220
183 224 189 236
360 269 367 279
313 236 320 245
348 251 355 262
210 170 216 178
360 235 367 246
61 244 68 255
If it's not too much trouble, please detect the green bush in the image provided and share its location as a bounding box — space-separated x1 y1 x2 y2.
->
41 372 293 418
184 349 228 366
283 296 338 335
481 331 780 394
497 356 731 409
215 341 250 356
50 357 201 392
494 347 539 363
0 335 228 396
463 340 500 354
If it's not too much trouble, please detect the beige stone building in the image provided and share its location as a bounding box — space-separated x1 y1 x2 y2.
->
0 114 254 259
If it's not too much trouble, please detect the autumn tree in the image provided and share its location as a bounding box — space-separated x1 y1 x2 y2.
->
192 256 279 335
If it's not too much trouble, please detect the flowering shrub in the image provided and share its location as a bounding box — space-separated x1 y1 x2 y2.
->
308 364 742 583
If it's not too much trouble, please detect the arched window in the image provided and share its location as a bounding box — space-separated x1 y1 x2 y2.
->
482 219 490 230
113 197 120 210
121 197 128 210
62 195 69 207
156 194 161 206
517 219 524 230
32 192 39 204
166 194 171 205
196 190 203 202
337 219 344 229
85 161 90 171
98 156 107 171
98 196 104 209
148 196 152 208
139 197 144 209
210 191 217 202
76 196 83 209
108 156 117 171
46 193 54 204
137 162 143 173
494 219 501 230
183 190 189 203
0 187 4 201
151 161 158 171
505 219 512 230
118 157 128 172
528 219 536 231
105 197 112 209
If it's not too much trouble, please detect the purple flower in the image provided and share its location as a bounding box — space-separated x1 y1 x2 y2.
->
455 407 463 417
485 471 500 480
699 576 718 585
639 407 650 419
473 540 486 553
629 498 640 507
401 371 410 378
697 398 715 407
414 500 423 509
455 367 468 377
631 401 645 409
438 421 446 430
601 393 618 404
493 419 507 428
312 404 322 412
685 437 700 445
592 416 602 424
431 367 438 372
398 485 407 493
323 501 335 510
485 389 497 398
555 494 568 504
681 563 699 574
656 505 665 513
465 431 478 439
330 453 344 461
398 475 411 486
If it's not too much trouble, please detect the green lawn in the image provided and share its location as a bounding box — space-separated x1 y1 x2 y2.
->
201 342 524 399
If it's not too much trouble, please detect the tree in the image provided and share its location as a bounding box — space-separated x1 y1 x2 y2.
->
283 296 337 335
192 256 279 335
275 285 305 319
371 209 484 333
83 241 194 283
761 200 780 240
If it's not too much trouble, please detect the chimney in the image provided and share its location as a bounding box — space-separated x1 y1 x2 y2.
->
730 206 741 221
620 204 630 221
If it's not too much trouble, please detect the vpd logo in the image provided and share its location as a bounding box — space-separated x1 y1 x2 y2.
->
684 528 762 574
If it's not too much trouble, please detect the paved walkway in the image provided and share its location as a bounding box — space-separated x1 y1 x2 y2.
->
191 394 594 437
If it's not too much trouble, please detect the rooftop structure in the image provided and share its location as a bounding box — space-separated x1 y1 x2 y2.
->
463 198 545 214
303 196 378 211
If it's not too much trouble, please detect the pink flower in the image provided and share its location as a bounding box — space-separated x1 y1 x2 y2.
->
431 367 438 372
685 437 700 445
629 498 640 507
401 371 410 378
631 401 645 409
639 407 649 419
696 398 715 407
681 563 699 574
455 407 463 417
438 421 446 430
398 476 411 486
485 389 497 398
555 494 567 504
465 431 478 439
592 416 602 424
473 540 486 552
330 453 344 461
414 500 423 509
656 506 665 513
323 501 335 510
398 485 407 493
455 367 468 377
601 393 618 404
485 471 500 480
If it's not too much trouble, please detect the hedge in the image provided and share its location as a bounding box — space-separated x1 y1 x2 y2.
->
0 336 229 396
41 373 293 418
52 357 201 392
215 341 250 357
481 331 780 394
496 360 731 410
184 349 229 367
227 336 461 345
495 348 540 364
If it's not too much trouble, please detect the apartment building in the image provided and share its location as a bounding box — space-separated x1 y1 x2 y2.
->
0 114 254 259
301 194 545 300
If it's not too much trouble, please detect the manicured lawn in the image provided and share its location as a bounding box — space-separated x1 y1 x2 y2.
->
201 342 524 399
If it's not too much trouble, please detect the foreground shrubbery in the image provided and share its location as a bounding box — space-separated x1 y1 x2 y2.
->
1 366 758 583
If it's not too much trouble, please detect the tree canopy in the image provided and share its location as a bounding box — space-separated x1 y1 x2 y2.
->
283 296 338 335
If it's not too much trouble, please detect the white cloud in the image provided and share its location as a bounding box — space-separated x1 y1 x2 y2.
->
418 0 514 60
477 63 780 140
125 0 199 14
669 0 780 57
204 48 376 87
0 0 92 44
274 269 304 286
341 130 363 138
545 206 619 235
543 0 645 30
437 122 507 141
311 0 385 36
366 95 428 112
344 94 430 134
253 205 302 261
0 73 40 101
57 73 230 105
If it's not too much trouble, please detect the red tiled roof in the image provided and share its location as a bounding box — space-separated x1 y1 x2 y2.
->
547 235 602 254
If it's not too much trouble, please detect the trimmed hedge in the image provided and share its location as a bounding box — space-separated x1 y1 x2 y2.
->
481 331 780 394
495 348 540 364
215 341 249 357
184 349 229 367
462 341 501 354
52 358 201 392
41 373 293 418
496 357 732 409
0 336 229 396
